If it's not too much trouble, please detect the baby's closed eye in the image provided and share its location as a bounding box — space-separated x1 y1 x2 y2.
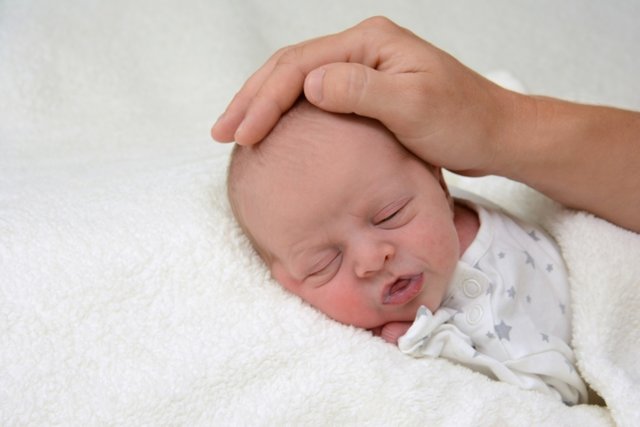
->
306 252 342 284
374 197 413 228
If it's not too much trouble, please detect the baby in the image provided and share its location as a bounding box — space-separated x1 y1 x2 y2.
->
227 99 587 405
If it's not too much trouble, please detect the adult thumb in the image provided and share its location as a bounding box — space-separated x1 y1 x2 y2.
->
303 63 403 123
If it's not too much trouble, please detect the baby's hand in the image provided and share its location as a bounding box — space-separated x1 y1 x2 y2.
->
371 321 412 345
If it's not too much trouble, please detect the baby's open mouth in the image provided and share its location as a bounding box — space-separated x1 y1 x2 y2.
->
382 273 424 305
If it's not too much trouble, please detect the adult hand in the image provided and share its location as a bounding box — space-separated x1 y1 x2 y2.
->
213 16 640 232
212 16 520 176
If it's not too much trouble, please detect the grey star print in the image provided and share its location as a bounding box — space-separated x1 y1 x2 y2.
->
494 320 512 341
528 230 541 241
486 283 495 296
524 251 536 269
507 286 516 299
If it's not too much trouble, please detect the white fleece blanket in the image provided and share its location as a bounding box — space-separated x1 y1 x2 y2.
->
1 1 639 425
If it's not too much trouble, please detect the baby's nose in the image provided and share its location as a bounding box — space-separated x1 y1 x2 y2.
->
354 241 395 278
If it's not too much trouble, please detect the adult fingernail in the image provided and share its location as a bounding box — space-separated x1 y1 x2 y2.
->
235 117 254 145
234 121 246 144
305 68 325 104
214 111 226 126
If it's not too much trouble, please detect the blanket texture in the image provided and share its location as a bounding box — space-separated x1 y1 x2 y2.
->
1 0 639 425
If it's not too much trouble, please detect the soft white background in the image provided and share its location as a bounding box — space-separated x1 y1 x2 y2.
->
1 1 638 425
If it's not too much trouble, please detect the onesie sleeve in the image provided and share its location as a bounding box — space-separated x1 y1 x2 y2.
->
399 304 587 405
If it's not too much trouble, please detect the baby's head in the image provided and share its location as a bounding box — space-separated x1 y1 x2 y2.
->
228 99 460 330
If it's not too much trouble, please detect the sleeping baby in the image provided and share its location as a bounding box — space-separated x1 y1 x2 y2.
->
226 99 588 405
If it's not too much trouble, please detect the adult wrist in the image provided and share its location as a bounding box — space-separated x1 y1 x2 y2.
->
484 89 540 180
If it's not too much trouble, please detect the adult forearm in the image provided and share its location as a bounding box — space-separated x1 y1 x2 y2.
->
500 95 640 233
211 16 640 233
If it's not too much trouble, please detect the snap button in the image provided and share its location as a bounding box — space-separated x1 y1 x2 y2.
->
466 304 483 325
463 279 482 298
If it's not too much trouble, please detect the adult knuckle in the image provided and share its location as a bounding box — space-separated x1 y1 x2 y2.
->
361 16 396 31
355 16 406 56
278 46 301 65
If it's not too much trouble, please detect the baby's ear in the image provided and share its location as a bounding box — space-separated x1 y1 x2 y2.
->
433 167 449 194
433 167 454 210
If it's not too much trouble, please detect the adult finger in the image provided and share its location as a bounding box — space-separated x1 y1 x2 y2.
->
231 32 370 145
210 46 289 142
215 17 401 144
232 61 308 144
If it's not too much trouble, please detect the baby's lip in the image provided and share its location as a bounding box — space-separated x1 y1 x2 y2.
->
382 273 424 305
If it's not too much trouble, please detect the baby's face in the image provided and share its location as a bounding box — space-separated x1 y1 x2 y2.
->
238 111 460 330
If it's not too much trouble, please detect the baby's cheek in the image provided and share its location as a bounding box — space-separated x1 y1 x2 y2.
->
318 286 380 328
430 219 459 260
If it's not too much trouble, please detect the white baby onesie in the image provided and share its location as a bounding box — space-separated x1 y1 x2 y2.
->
398 198 588 405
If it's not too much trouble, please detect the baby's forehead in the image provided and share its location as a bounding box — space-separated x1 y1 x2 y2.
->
229 101 413 212
258 103 404 167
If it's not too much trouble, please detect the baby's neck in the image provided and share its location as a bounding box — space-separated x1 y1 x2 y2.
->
453 201 480 257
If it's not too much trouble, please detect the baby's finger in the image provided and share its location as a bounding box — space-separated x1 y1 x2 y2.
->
380 322 412 344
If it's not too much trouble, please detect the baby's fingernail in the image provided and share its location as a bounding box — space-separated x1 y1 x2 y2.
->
305 68 325 104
